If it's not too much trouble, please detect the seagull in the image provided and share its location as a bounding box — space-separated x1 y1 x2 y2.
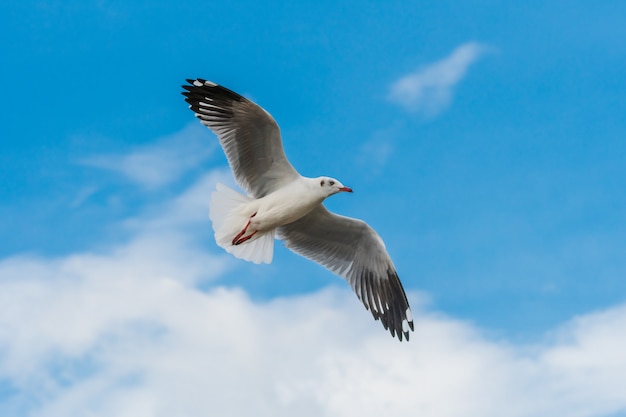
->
182 79 414 341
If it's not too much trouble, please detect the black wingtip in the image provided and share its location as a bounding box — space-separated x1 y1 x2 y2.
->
365 268 413 342
182 78 247 104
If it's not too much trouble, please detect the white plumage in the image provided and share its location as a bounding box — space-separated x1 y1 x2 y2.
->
183 79 414 340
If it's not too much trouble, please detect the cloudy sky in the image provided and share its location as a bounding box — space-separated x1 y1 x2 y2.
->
2 1 626 416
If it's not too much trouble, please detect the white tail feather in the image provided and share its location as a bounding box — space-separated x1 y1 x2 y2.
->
209 183 275 264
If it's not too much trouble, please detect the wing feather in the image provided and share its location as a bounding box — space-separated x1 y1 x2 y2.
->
182 79 300 198
278 206 414 341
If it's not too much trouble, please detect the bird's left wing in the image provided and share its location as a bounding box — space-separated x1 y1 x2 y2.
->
277 206 414 341
183 79 300 198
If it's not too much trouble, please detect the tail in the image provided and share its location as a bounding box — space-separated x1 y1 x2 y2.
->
209 183 275 264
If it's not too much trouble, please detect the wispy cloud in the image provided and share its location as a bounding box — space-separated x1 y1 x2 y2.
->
389 42 489 117
2 244 626 416
80 123 215 190
356 126 397 176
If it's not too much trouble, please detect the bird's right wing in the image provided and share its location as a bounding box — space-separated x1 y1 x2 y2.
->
277 206 414 341
183 79 300 198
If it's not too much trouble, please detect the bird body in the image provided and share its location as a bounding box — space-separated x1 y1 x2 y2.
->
209 176 351 265
183 79 414 340
239 176 338 233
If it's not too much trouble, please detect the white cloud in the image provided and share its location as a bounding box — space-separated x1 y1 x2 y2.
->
2 242 626 417
389 42 488 117
80 122 215 190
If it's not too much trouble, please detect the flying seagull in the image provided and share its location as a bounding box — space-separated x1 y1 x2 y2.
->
182 79 414 341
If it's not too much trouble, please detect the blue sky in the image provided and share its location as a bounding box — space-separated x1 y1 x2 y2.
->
2 1 626 416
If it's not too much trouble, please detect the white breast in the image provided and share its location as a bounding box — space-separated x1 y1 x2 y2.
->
251 178 323 231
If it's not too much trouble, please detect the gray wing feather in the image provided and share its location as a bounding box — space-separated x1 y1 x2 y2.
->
182 79 300 198
277 206 414 341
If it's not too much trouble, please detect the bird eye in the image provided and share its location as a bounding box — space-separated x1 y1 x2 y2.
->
329 180 335 186
320 180 325 186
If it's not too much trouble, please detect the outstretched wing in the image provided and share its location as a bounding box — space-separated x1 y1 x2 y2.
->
278 206 414 341
183 79 300 198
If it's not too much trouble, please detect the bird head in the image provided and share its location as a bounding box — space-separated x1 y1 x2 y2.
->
318 177 353 197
